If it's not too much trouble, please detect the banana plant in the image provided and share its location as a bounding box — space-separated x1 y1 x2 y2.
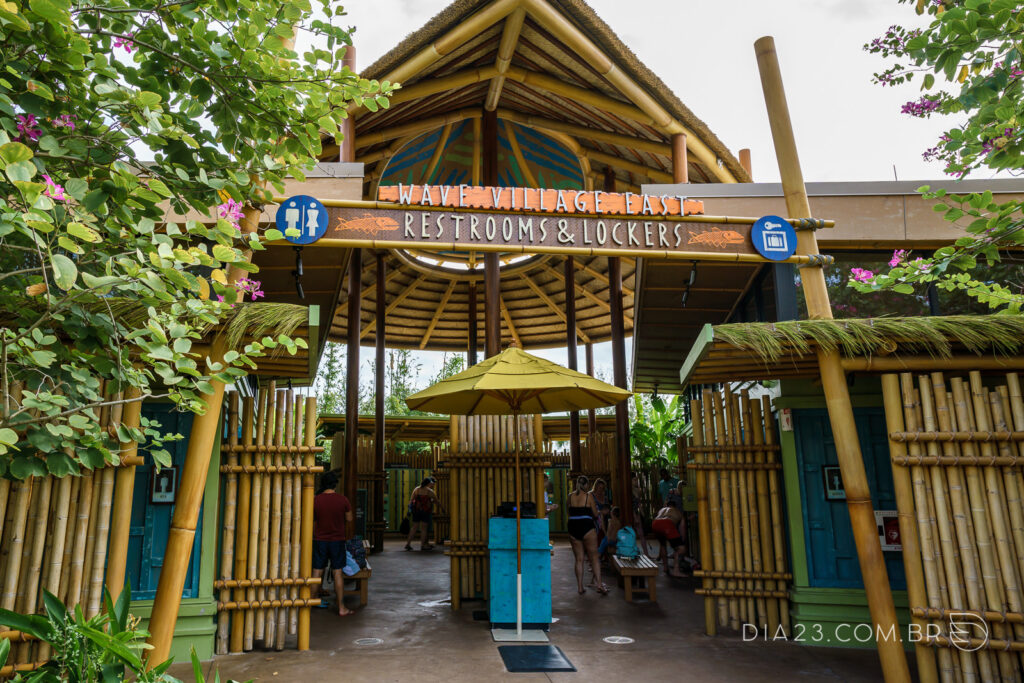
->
630 393 689 469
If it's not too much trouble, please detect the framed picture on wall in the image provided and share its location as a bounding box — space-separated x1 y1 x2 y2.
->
822 465 845 500
876 510 902 551
151 466 178 504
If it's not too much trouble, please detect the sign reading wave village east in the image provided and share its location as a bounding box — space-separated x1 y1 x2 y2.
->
315 183 767 256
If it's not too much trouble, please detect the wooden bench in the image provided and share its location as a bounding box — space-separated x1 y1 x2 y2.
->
611 554 659 603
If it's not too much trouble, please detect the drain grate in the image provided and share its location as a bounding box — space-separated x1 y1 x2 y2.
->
603 636 634 644
354 637 384 646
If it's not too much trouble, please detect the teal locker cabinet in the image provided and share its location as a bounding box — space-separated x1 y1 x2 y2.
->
488 517 551 629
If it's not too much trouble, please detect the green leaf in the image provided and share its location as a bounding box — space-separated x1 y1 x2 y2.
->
0 141 32 164
67 222 101 242
5 160 36 182
0 427 17 446
51 253 78 290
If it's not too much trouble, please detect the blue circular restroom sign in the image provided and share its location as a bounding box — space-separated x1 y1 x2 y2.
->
275 195 328 245
751 215 797 261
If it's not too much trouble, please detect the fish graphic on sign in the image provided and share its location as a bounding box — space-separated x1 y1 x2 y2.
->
334 213 400 237
686 227 744 249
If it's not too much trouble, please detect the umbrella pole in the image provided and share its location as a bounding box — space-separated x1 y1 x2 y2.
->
514 408 523 638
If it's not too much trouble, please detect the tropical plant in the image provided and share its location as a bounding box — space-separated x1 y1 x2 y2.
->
0 584 175 682
629 393 688 470
854 0 1024 313
0 0 392 475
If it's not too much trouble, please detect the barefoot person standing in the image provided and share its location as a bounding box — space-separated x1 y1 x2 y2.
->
567 475 608 595
311 471 355 616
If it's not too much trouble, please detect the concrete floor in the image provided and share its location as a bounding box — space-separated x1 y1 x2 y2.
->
179 539 893 682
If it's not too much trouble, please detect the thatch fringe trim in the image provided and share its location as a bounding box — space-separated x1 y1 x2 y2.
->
713 316 1024 364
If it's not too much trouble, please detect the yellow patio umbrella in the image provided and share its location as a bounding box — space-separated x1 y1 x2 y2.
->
405 344 631 636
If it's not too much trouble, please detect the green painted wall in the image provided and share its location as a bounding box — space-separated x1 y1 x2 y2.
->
131 427 221 663
776 378 911 650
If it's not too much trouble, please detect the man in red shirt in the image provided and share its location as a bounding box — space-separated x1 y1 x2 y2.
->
312 471 354 616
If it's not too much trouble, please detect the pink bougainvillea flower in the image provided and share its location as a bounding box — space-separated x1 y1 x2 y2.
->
218 198 245 224
850 267 875 283
42 174 66 201
889 249 908 268
16 114 42 142
901 97 941 117
113 33 134 53
234 277 265 301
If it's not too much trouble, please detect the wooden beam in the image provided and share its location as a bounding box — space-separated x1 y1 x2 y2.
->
360 274 427 339
521 275 591 344
356 66 498 117
672 133 688 184
472 117 482 185
538 264 633 319
373 253 385 553
583 148 673 183
467 282 478 365
565 256 581 473
357 108 481 148
485 7 526 111
498 108 669 157
504 120 538 187
422 122 453 184
345 249 361 539
484 252 501 356
339 46 357 162
574 260 634 297
607 255 633 521
499 295 521 347
420 280 457 349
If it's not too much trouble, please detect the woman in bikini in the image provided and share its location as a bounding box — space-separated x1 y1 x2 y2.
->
567 475 608 595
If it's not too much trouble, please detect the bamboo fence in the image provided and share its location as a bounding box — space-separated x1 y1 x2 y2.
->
0 383 140 678
215 388 323 654
882 371 1024 683
689 388 790 638
447 414 548 609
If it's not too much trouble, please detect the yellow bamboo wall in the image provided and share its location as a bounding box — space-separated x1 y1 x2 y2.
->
689 388 791 638
214 387 323 655
447 414 548 609
0 385 137 679
883 371 1024 683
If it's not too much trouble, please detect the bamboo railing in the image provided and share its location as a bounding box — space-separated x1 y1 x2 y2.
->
0 383 140 678
215 387 323 654
882 371 1024 683
447 414 548 609
689 388 790 638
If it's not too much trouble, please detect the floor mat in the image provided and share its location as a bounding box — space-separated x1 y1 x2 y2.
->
497 645 576 673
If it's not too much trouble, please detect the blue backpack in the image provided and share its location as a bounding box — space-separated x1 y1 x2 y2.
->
615 526 640 559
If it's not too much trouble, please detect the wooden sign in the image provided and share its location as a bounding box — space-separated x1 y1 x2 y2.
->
323 205 758 255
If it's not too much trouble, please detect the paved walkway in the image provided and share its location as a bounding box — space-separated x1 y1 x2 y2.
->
178 539 895 682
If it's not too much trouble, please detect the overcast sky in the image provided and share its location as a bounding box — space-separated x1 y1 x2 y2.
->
322 0 961 394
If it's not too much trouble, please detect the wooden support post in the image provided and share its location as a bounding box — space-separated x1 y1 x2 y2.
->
374 253 386 553
564 256 581 473
672 133 688 184
482 108 498 186
485 253 500 358
468 282 479 366
755 36 909 683
585 343 597 441
105 387 142 597
739 148 752 178
339 46 356 163
603 167 615 193
346 248 362 537
608 257 633 521
297 397 316 650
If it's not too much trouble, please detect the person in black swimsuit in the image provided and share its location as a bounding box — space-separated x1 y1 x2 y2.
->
567 475 608 595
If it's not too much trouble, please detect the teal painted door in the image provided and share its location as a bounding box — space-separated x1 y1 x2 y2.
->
793 408 906 590
125 405 203 600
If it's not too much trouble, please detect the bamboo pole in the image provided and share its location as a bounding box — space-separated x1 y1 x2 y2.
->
297 397 316 650
951 377 1015 680
692 398 715 635
87 466 115 617
276 391 294 648
932 374 994 681
246 389 267 650
66 472 93 609
755 36 906 680
106 388 143 601
704 390 727 628
741 393 767 630
712 390 738 629
750 398 779 635
0 477 31 628
733 392 755 625
40 472 71 662
217 393 240 655
886 375 942 683
232 396 254 653
257 384 276 643
19 476 50 617
54 475 77 604
761 395 790 633
266 389 286 650
290 395 302 634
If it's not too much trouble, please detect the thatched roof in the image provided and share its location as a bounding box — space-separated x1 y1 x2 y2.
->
351 0 751 192
679 316 1024 386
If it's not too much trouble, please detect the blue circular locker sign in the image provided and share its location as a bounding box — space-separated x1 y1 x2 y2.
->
276 195 328 245
751 215 797 261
